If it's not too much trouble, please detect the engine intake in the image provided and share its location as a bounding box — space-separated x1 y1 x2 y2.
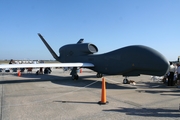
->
59 43 98 57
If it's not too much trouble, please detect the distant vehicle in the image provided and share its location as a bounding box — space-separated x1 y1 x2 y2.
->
0 33 169 83
12 68 17 72
5 68 10 72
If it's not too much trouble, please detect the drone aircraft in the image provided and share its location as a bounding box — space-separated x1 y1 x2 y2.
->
0 33 169 83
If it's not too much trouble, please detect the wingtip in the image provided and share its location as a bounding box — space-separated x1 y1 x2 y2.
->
37 33 42 36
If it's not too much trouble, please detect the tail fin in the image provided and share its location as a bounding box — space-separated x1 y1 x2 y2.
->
77 39 84 44
38 33 59 61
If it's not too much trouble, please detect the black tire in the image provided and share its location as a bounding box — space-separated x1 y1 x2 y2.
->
72 75 79 80
96 73 102 78
123 79 128 84
72 75 75 80
75 75 79 80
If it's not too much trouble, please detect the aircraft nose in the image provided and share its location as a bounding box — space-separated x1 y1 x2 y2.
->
157 55 169 75
146 47 169 76
131 45 169 76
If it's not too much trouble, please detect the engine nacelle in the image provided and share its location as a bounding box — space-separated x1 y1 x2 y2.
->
59 43 98 57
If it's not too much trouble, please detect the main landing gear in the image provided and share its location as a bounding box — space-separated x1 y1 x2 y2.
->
72 74 79 80
70 67 79 80
123 76 129 84
96 73 103 78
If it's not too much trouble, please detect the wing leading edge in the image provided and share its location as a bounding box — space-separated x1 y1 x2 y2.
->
0 63 94 69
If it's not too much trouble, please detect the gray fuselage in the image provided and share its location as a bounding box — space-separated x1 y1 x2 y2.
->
59 45 169 76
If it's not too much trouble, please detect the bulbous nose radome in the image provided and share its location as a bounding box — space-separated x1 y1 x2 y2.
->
128 45 169 76
153 53 169 76
143 46 169 76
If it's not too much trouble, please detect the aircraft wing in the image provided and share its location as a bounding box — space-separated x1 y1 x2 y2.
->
169 57 179 64
0 63 94 69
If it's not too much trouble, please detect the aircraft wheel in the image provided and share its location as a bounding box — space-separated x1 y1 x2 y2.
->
123 79 128 84
96 73 103 78
96 74 99 78
72 75 79 80
75 75 79 80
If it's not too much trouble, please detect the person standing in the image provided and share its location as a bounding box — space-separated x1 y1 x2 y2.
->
176 63 180 87
168 62 176 86
9 59 15 64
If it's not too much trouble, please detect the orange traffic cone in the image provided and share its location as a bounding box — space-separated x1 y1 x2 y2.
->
80 68 82 73
17 70 21 77
98 77 108 105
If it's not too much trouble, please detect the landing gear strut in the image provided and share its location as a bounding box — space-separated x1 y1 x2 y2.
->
123 77 129 84
70 67 79 80
96 73 103 78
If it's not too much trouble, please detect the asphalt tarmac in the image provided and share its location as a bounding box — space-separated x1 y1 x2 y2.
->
0 68 180 120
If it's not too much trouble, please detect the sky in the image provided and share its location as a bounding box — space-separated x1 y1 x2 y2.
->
0 0 180 61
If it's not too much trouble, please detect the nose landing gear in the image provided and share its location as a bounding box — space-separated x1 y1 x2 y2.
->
123 77 129 84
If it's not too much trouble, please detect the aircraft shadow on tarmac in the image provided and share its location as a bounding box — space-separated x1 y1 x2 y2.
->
136 89 180 96
135 82 180 96
0 73 136 89
103 107 180 118
135 81 168 88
